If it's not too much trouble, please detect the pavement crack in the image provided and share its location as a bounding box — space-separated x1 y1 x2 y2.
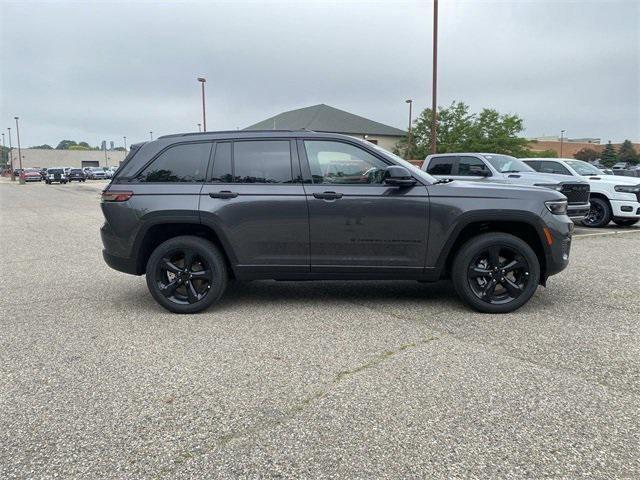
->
154 335 438 478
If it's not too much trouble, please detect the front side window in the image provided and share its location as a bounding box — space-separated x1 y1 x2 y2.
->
457 156 491 176
539 161 571 175
138 143 210 182
427 157 453 175
565 160 602 176
233 140 292 183
483 154 535 173
304 140 388 184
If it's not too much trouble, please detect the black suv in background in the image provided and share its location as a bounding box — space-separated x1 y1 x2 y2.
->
101 131 573 314
68 169 86 182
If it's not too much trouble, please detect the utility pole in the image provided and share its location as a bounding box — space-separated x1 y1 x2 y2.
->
560 129 565 158
197 77 207 132
7 127 14 181
14 117 24 184
405 99 413 158
123 136 127 152
431 0 439 154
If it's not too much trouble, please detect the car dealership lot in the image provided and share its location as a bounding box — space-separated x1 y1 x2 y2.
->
1 180 639 479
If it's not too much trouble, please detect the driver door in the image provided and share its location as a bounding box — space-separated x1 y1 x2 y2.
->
298 139 429 273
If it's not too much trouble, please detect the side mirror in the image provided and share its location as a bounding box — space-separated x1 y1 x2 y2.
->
384 165 417 187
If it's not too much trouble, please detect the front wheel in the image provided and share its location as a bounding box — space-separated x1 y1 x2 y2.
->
582 197 612 228
452 233 541 313
612 218 639 227
146 235 228 314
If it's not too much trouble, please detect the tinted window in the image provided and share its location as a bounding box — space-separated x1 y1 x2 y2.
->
523 160 541 171
457 156 491 176
138 143 210 182
538 161 571 175
233 141 292 183
304 140 388 184
210 142 232 183
427 157 453 175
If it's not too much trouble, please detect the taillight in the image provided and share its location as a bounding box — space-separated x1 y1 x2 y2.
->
101 190 133 202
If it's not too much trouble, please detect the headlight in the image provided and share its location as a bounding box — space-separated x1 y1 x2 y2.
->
545 200 568 215
535 183 563 191
614 185 640 193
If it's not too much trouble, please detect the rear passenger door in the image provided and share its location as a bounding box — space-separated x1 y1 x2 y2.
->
199 139 309 276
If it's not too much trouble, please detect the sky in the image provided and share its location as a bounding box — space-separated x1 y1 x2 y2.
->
1 0 638 148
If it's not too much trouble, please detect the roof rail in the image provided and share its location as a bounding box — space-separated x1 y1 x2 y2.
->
158 129 315 139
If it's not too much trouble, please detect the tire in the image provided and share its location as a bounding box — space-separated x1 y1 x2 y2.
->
452 233 541 314
145 235 228 314
582 197 612 228
612 218 639 227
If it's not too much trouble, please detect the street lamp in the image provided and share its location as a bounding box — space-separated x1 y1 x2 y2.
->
123 136 127 152
14 117 24 184
197 123 201 132
7 127 14 181
405 99 413 158
431 0 439 154
560 129 566 158
149 131 153 141
197 77 207 132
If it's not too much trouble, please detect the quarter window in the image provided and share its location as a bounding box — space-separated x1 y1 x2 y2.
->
233 141 292 183
427 157 453 175
303 140 388 184
138 143 210 182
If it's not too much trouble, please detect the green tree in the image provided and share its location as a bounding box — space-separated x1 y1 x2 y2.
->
78 141 91 149
69 145 91 150
394 101 531 159
573 147 599 162
617 139 639 165
600 141 618 167
0 146 9 167
519 148 558 158
31 144 53 149
56 140 77 150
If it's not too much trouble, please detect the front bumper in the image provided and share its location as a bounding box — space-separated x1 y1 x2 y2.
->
610 199 640 218
541 211 574 279
567 202 590 221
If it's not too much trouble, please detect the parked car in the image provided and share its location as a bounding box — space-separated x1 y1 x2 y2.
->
67 168 87 182
45 168 68 184
22 168 43 182
101 131 573 314
12 168 23 179
612 162 631 170
421 153 591 221
522 158 640 227
87 167 107 180
40 168 49 180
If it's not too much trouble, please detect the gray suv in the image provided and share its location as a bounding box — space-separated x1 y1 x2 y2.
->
101 131 573 314
422 153 591 221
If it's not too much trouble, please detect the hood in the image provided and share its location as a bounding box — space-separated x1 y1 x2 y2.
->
583 174 640 186
497 171 587 186
443 179 566 201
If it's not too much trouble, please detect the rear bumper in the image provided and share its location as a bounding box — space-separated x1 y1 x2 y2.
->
103 250 138 275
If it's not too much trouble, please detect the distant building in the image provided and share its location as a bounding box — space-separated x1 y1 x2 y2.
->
8 149 127 169
528 138 639 158
245 104 406 151
110 141 115 151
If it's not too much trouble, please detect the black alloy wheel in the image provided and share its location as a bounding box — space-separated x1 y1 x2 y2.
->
582 197 612 228
146 235 227 314
467 245 530 305
452 233 540 313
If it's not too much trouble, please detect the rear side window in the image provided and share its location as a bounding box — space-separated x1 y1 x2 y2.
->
210 142 233 183
457 156 491 176
233 140 292 183
427 157 453 175
137 143 210 182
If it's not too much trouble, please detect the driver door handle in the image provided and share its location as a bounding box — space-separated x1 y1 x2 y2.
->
313 191 343 200
209 190 238 199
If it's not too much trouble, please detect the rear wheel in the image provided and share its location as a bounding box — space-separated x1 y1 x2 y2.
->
452 233 540 313
582 197 612 228
612 218 639 227
146 235 228 314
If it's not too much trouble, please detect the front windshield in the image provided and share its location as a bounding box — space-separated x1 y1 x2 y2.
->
369 143 436 183
483 154 535 173
564 160 602 176
49 169 63 174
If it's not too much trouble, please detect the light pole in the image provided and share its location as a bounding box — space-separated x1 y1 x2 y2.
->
197 123 201 132
103 141 109 168
149 131 153 141
14 117 24 184
123 136 127 152
1 133 5 174
7 127 14 181
560 129 565 158
405 99 413 158
197 77 207 132
431 0 439 154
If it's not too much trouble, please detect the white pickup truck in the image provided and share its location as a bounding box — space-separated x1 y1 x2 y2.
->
522 158 640 228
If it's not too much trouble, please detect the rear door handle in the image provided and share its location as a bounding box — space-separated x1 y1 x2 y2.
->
313 191 343 200
209 190 238 199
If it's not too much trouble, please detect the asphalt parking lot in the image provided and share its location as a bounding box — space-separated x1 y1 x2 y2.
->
1 179 639 479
